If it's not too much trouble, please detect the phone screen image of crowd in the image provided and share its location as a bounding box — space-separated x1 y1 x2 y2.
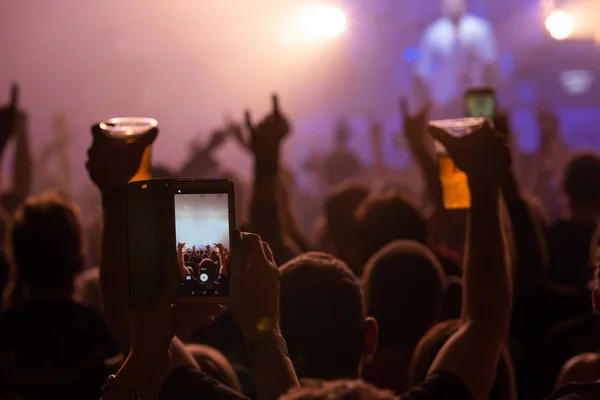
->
174 192 231 297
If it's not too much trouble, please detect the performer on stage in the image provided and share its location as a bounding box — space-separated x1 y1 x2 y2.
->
416 0 498 117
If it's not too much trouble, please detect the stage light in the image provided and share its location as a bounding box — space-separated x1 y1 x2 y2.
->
280 4 347 44
560 69 594 95
545 10 575 40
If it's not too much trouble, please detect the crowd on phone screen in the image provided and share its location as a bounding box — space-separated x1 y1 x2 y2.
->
184 245 229 277
178 244 230 296
1 65 600 400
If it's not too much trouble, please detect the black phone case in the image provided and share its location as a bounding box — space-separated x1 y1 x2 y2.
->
127 179 176 310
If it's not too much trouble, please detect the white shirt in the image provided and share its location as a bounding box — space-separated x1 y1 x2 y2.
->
417 14 498 107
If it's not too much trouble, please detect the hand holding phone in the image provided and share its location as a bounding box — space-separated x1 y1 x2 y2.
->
230 232 281 343
127 179 236 309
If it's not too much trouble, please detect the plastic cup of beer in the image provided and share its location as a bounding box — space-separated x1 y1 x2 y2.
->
98 117 158 182
430 117 485 210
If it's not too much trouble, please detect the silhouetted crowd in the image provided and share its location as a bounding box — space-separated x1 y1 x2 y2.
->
1 85 600 400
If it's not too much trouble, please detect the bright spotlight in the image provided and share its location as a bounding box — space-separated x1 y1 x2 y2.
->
281 4 347 44
545 10 575 40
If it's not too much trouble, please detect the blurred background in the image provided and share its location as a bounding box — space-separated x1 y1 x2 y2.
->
0 0 599 190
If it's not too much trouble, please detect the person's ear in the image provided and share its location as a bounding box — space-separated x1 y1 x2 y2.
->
592 286 600 314
362 316 379 363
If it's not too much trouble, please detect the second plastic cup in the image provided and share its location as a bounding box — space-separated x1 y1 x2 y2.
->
430 118 485 209
99 117 158 182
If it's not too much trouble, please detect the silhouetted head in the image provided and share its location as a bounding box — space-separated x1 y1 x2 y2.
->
199 258 218 280
409 320 516 400
280 379 398 400
363 240 446 348
324 182 370 275
356 191 427 267
280 252 378 380
563 153 600 215
443 0 466 24
12 192 83 293
184 253 190 263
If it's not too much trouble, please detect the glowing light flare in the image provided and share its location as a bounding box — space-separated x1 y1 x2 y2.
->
545 10 575 40
560 70 594 95
280 4 347 44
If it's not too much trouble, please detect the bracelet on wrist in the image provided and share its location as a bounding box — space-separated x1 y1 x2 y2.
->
247 319 289 363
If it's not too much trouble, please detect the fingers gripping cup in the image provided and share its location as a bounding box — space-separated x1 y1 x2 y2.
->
99 117 158 182
430 118 485 209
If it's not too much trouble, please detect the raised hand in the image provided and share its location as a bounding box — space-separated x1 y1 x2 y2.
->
0 84 22 155
400 98 430 146
130 246 222 379
177 242 186 252
224 117 249 150
231 232 280 344
86 124 158 194
205 129 227 152
427 120 511 190
245 94 290 165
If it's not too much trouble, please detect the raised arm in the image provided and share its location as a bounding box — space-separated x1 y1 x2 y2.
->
12 110 32 203
427 121 512 400
247 94 299 264
494 113 547 297
88 125 212 398
401 100 443 210
231 233 299 399
177 130 226 178
177 242 189 280
0 84 22 196
86 123 159 348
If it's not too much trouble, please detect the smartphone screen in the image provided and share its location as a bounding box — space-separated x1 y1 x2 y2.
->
465 90 496 119
174 190 232 300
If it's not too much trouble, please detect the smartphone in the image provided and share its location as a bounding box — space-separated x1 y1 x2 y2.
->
127 178 235 309
465 88 497 119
